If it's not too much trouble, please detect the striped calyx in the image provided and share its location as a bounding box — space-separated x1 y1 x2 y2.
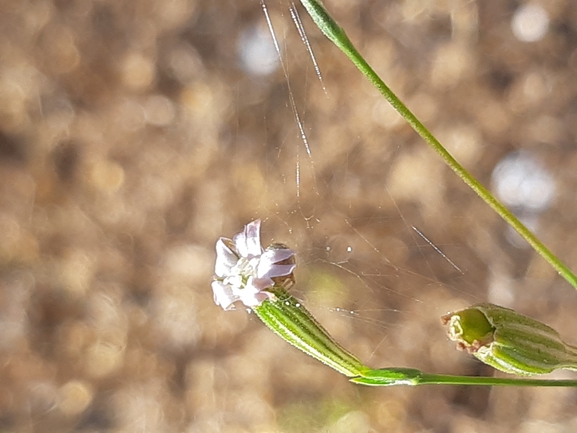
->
253 286 366 378
442 303 577 376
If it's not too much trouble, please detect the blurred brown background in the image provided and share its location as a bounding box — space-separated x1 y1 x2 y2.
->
1 0 577 432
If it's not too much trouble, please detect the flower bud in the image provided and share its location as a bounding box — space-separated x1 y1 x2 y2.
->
442 303 577 376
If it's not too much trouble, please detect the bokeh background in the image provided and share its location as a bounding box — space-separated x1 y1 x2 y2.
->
1 0 577 431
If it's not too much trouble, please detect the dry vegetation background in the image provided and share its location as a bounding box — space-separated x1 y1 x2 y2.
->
1 0 577 432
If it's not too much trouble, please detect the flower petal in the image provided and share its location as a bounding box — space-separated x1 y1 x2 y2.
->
212 280 239 310
239 285 275 307
258 263 296 280
234 220 262 258
214 237 239 277
249 276 275 291
261 248 295 264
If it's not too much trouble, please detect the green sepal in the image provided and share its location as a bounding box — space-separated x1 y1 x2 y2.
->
253 286 366 377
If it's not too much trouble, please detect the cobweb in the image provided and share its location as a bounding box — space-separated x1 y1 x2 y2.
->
225 2 577 427
234 0 499 371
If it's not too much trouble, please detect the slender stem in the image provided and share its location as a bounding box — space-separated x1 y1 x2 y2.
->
418 374 577 387
299 0 577 290
351 367 577 387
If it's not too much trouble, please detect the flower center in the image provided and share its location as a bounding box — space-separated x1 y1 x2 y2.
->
223 256 260 289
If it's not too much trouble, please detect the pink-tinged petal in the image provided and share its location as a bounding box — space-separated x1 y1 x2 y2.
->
212 280 239 310
258 263 296 280
214 238 238 277
260 248 295 264
258 251 295 276
234 220 262 258
254 290 275 304
248 276 275 291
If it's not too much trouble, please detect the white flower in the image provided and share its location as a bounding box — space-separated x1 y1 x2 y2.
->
212 220 296 310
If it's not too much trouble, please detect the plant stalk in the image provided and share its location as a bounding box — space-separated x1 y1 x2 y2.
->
298 0 577 290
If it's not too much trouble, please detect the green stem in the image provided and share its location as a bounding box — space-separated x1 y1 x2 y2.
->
352 367 577 387
254 286 577 387
299 0 577 290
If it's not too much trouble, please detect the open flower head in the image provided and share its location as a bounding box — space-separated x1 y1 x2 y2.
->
212 220 296 310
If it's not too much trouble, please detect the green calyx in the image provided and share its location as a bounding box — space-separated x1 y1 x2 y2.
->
443 303 577 376
253 286 366 377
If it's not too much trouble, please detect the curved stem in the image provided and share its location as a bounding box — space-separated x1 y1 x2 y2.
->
254 286 577 387
299 0 577 290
